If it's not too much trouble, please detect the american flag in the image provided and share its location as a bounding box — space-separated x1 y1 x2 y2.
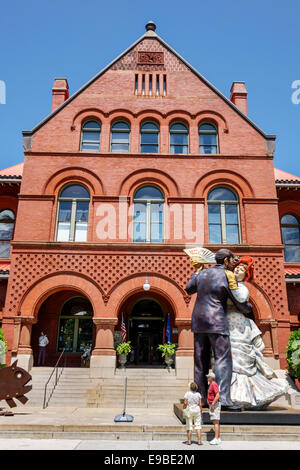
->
121 313 127 342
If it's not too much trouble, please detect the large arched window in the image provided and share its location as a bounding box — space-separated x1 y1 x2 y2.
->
0 209 15 258
57 297 93 353
56 184 90 242
111 121 130 152
140 122 159 153
170 122 189 154
199 123 218 154
208 187 240 244
81 120 101 151
133 186 164 243
281 214 300 262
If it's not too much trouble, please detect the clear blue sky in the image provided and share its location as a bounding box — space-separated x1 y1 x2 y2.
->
1 0 300 175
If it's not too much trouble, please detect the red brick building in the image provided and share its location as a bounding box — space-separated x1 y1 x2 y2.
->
0 22 299 378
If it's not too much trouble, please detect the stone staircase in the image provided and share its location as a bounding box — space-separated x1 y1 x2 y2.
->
23 367 188 409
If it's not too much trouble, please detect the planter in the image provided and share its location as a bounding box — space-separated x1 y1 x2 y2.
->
118 353 127 369
164 354 174 369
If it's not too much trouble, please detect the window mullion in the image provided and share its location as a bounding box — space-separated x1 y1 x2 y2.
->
69 200 77 241
146 201 151 242
221 202 227 243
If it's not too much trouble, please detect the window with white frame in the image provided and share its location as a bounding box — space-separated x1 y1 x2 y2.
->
81 120 101 151
56 185 90 242
199 123 218 154
281 214 300 262
208 187 240 244
140 122 159 153
133 186 164 243
111 121 130 152
169 122 189 154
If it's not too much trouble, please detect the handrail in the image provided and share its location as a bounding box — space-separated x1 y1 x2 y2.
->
43 349 66 409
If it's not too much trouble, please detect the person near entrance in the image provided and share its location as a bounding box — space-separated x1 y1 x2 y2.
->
185 248 253 408
37 332 49 366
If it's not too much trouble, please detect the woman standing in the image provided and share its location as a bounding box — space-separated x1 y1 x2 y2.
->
183 382 203 445
227 256 288 409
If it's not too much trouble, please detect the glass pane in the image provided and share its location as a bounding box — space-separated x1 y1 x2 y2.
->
141 122 159 131
225 204 238 224
82 131 100 141
0 210 15 221
60 185 89 199
76 319 93 353
208 187 237 201
111 132 130 144
282 227 300 245
61 297 93 317
111 143 129 152
0 241 10 258
141 144 158 153
82 121 101 129
199 123 217 132
284 245 300 262
133 223 146 242
170 145 188 154
57 319 75 352
170 123 188 132
134 187 164 200
134 203 146 222
151 223 163 242
76 201 89 222
81 142 99 151
112 121 130 130
226 224 239 244
209 224 222 243
58 201 72 222
281 214 299 225
170 133 188 145
208 204 221 223
75 222 88 242
57 222 70 241
199 134 217 145
200 145 217 154
141 132 158 144
0 223 14 240
151 203 163 223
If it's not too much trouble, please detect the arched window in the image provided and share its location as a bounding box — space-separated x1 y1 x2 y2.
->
199 123 218 154
111 121 130 152
281 214 300 262
0 209 15 258
81 120 101 151
170 122 189 154
56 184 90 242
140 122 159 153
133 186 164 243
208 187 240 244
57 297 93 353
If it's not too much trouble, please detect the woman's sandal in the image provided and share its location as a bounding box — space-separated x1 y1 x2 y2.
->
198 442 203 445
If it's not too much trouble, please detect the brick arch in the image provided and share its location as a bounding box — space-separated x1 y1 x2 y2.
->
193 169 254 199
136 110 165 122
19 272 105 320
43 167 105 196
106 274 190 320
119 168 181 198
108 110 135 126
71 108 106 127
247 281 274 320
278 200 300 220
196 111 229 133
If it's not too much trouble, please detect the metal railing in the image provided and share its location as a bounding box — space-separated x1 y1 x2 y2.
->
43 349 66 409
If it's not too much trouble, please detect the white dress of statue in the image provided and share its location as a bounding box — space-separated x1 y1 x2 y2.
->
227 265 288 409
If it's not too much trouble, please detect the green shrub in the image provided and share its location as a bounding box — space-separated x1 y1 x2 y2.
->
116 341 132 355
157 343 177 357
286 329 300 379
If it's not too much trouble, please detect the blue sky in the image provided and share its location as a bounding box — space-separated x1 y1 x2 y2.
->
1 0 299 175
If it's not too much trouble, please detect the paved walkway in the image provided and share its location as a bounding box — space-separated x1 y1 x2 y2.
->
0 438 299 450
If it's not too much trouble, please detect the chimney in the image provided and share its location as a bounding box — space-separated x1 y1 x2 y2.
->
51 78 69 112
230 81 248 115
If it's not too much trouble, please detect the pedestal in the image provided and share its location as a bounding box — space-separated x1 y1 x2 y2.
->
90 317 117 378
175 318 193 379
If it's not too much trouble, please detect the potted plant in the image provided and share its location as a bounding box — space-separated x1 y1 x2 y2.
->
286 329 300 390
0 328 7 368
157 343 177 369
116 341 132 369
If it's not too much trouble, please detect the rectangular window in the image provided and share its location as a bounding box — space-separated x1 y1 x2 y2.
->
133 203 147 242
151 203 164 242
163 75 167 96
208 204 222 243
142 74 145 95
135 74 138 95
149 74 152 96
57 201 72 241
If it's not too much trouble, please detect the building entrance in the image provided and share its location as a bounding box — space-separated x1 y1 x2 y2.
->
129 299 164 366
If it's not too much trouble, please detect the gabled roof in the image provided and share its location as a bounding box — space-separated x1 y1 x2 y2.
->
275 168 300 185
22 22 276 144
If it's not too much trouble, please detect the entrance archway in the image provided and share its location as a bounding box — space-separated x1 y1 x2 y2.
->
31 290 95 367
116 291 177 367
